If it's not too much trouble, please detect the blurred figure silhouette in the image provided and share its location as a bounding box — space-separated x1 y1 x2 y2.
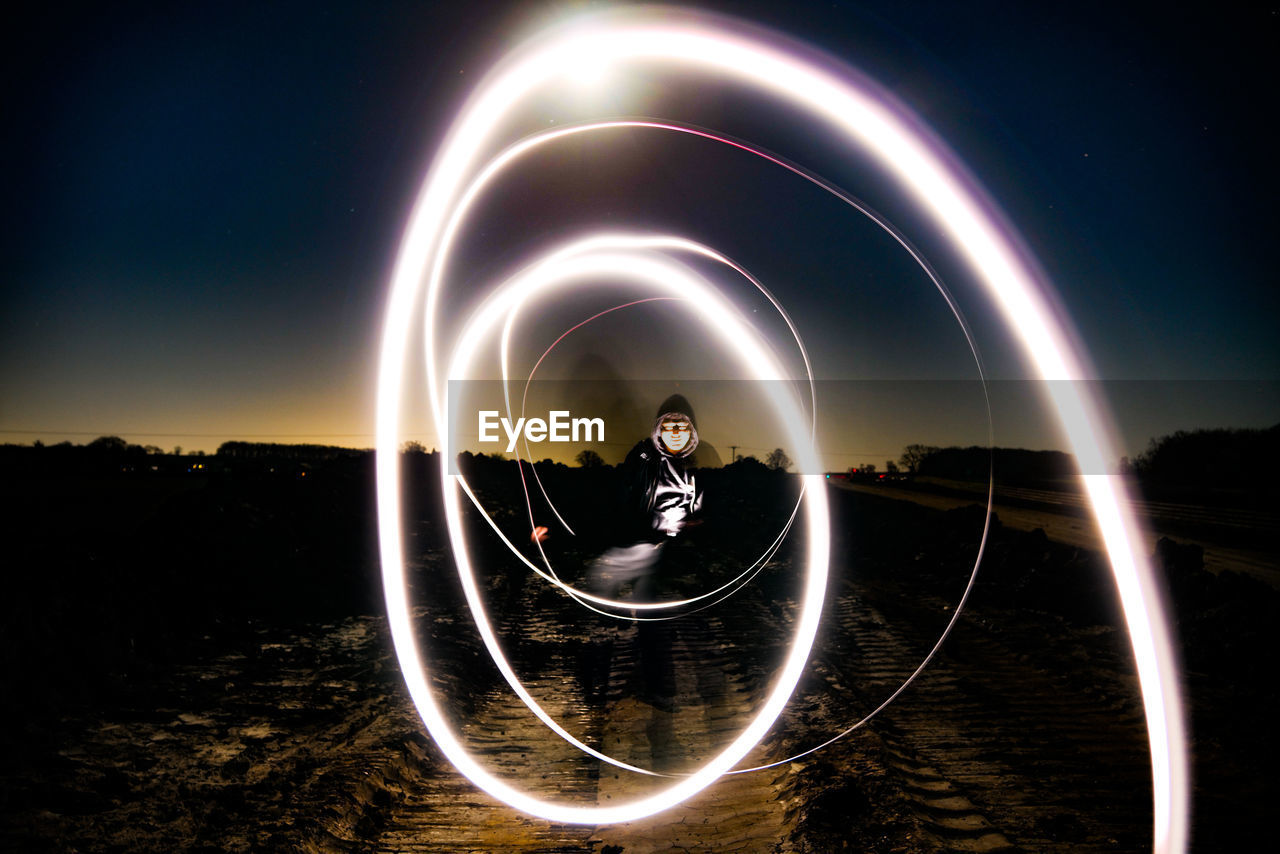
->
594 395 703 710
536 395 704 710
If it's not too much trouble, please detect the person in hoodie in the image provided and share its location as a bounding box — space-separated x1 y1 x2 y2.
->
589 395 704 598
530 394 705 576
600 396 703 710
532 395 704 710
622 403 703 539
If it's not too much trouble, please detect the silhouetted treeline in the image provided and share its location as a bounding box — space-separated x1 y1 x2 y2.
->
217 441 370 461
0 438 381 480
0 437 207 476
900 425 1279 505
915 446 1076 487
1132 424 1279 498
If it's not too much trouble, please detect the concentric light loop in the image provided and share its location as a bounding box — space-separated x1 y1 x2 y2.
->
446 238 828 785
376 9 1187 847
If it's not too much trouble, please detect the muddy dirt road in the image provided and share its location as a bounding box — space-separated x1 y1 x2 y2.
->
2 483 1272 852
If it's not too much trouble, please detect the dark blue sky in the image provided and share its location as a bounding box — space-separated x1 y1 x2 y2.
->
2 1 1275 461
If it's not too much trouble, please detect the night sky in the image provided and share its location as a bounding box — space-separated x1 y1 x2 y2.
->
3 1 1276 468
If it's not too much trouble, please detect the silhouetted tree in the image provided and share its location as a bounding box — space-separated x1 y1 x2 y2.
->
88 435 129 454
1134 425 1279 489
766 448 792 471
899 444 939 474
575 449 605 468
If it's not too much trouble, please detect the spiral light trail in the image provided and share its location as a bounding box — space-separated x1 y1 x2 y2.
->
375 9 1187 849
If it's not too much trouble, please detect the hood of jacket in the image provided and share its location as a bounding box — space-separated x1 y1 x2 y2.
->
651 394 699 458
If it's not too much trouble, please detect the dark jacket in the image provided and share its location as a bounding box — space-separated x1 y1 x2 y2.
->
619 421 703 543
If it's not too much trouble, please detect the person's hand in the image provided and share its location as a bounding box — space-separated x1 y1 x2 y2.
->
531 526 549 544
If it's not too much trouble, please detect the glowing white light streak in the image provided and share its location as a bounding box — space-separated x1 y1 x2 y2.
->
377 9 1187 847
496 235 813 615
438 120 979 638
455 238 820 619
444 240 828 787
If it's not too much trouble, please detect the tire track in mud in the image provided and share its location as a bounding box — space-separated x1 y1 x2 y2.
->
805 575 1152 853
361 534 1153 853
370 607 600 853
587 610 795 853
371 592 800 852
290 531 1153 853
